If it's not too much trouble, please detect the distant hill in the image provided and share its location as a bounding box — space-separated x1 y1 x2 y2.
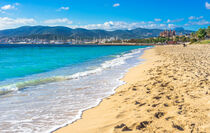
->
174 27 193 35
0 26 193 40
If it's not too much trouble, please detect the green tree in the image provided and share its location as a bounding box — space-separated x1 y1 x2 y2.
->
174 36 179 42
196 28 207 40
207 26 210 37
180 36 188 42
190 38 197 44
186 37 190 42
191 32 196 38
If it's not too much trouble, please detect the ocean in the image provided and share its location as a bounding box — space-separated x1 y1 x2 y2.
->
0 44 151 133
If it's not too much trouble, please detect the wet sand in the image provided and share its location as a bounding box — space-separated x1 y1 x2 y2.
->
55 44 210 133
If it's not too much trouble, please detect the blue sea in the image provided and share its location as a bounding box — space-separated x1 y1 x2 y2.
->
0 44 150 133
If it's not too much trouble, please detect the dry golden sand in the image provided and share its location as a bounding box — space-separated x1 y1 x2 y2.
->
55 44 210 133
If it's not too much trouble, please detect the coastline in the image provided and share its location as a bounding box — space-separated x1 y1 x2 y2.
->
54 47 158 133
0 45 149 132
54 44 210 133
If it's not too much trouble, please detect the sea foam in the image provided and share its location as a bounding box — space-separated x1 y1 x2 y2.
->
0 48 143 95
0 46 151 133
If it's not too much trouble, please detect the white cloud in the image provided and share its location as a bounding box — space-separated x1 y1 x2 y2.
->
168 24 176 29
58 7 70 11
0 17 36 29
104 21 114 27
1 3 19 11
0 18 180 31
1 5 15 10
69 21 176 31
185 20 210 26
0 3 20 14
44 18 73 24
188 16 203 20
113 3 120 7
167 18 184 23
205 2 210 9
154 18 162 22
14 18 36 24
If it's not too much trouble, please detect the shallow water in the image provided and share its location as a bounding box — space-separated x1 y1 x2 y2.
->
0 44 150 133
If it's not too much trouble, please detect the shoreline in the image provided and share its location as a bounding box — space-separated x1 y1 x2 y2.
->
54 47 157 133
54 44 210 133
0 45 150 133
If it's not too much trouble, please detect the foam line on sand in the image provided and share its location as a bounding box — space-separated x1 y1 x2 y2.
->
54 44 210 133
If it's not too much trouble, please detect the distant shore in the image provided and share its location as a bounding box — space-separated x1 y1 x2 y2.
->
98 43 155 46
54 44 210 133
0 43 155 46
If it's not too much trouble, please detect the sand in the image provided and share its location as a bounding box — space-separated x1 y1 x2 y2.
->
55 44 210 133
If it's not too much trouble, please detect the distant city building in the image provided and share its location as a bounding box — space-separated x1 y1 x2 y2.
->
160 30 176 37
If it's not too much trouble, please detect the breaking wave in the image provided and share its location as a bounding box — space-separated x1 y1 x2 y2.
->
0 48 143 95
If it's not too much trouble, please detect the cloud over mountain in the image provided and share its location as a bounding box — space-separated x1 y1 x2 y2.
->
0 17 36 29
44 18 73 24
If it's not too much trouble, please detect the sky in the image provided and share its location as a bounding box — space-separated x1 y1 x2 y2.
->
0 0 209 31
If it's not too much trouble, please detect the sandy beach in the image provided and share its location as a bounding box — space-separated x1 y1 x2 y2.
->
55 44 210 133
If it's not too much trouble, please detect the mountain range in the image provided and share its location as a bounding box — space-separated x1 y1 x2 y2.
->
0 26 193 40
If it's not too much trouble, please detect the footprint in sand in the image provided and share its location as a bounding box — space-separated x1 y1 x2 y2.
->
154 112 165 119
136 121 152 130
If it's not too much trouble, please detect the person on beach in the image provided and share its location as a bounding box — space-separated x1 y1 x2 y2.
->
183 43 187 47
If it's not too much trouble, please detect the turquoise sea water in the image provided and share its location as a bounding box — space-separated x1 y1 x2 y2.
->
0 45 146 81
0 44 150 133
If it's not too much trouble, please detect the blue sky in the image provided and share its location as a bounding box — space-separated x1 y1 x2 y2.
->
0 0 209 30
